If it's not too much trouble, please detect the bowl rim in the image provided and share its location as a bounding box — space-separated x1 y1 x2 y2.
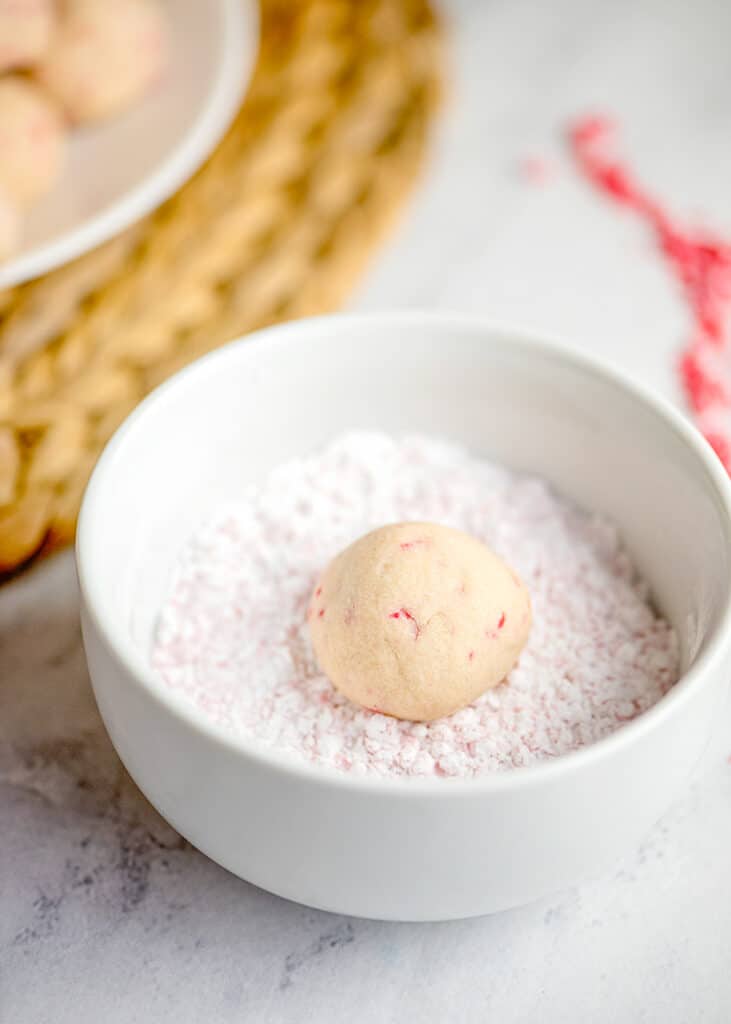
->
76 311 731 796
0 0 258 289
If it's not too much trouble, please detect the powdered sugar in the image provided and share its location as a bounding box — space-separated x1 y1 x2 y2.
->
151 432 679 778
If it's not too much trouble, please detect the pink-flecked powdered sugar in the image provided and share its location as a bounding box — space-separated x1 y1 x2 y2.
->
151 433 679 778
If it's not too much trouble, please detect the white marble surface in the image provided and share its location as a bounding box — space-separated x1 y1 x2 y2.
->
3 1 731 1020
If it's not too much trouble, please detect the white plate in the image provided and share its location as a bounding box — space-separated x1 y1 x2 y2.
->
0 0 258 289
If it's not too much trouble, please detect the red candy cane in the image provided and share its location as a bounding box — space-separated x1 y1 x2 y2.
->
568 115 731 470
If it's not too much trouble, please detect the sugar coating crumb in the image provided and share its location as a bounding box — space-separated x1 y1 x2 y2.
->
151 433 680 778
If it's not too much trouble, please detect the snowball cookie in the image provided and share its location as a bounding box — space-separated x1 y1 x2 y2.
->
308 522 532 722
0 185 21 259
0 77 66 205
0 0 55 72
36 0 169 124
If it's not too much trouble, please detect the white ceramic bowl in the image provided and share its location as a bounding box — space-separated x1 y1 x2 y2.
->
77 314 731 921
0 0 257 289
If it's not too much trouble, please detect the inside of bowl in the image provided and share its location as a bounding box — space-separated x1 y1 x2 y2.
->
82 318 731 678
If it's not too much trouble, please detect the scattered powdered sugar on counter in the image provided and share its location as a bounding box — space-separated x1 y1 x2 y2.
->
151 433 679 778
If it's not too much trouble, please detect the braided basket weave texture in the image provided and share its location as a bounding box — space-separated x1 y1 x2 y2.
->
0 0 442 576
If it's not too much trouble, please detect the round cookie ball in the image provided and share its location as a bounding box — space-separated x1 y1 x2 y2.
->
308 522 532 722
0 0 55 73
36 0 169 124
0 185 21 259
0 77 66 205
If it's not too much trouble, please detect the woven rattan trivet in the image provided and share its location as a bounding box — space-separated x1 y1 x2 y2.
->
0 0 442 576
